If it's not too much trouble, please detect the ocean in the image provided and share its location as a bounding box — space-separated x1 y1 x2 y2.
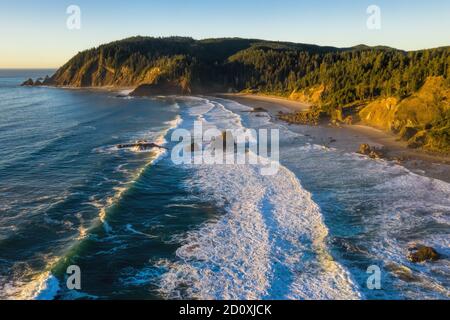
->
0 70 449 300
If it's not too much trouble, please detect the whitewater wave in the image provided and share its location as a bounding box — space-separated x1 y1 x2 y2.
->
0 259 60 301
156 97 361 300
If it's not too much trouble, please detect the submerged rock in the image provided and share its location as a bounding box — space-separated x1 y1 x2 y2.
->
407 244 440 263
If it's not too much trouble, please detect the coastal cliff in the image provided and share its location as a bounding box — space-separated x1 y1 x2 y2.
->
359 77 450 153
30 37 345 92
22 36 450 153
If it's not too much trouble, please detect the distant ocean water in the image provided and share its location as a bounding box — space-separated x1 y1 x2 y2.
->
0 70 449 300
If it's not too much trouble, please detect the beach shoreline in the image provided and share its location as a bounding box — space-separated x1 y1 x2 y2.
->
217 93 450 183
218 93 311 112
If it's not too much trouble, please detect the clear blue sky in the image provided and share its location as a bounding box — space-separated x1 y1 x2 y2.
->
1 0 449 68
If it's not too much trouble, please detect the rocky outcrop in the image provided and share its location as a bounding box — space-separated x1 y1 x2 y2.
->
385 263 421 282
21 78 34 86
407 244 440 263
289 85 325 106
39 37 258 90
359 97 399 132
358 144 384 159
359 77 450 153
130 81 188 96
343 115 353 125
248 107 267 113
278 109 325 126
358 144 371 155
117 140 167 152
21 76 52 87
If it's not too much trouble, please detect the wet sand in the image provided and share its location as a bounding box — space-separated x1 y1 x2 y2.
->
218 93 450 183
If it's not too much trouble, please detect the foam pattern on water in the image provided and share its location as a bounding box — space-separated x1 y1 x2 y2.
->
157 97 361 300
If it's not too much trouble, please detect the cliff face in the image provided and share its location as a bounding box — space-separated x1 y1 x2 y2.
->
51 46 196 89
359 97 400 132
289 85 325 106
360 77 450 153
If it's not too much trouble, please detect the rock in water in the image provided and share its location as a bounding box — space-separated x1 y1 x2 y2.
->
117 140 167 151
358 143 384 159
21 78 34 86
385 262 421 282
407 244 440 263
250 107 267 113
21 76 52 87
369 150 383 160
358 144 371 155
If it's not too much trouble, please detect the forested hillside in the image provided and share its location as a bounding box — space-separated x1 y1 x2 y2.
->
35 36 450 152
45 37 449 103
46 37 345 90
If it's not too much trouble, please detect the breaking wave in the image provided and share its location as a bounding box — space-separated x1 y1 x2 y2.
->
156 97 361 299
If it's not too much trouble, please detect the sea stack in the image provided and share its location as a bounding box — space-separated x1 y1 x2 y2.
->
21 78 34 86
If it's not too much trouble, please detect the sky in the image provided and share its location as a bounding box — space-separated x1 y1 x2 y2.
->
0 0 449 68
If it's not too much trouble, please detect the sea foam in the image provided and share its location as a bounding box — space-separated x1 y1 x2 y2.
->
157 97 361 300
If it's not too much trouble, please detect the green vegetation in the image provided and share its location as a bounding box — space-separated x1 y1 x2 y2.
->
49 37 342 89
47 36 450 153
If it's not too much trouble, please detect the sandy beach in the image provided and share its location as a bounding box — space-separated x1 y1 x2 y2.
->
219 93 311 112
219 93 450 183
